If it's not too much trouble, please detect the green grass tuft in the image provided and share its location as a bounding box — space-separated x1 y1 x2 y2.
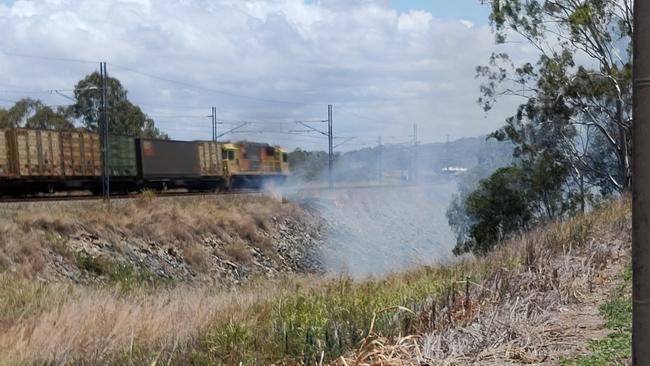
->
74 251 173 290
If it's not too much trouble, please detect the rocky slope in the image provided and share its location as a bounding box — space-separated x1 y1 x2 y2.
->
0 194 324 287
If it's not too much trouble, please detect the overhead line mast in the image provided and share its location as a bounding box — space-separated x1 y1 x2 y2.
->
211 106 217 142
328 104 334 190
99 61 110 203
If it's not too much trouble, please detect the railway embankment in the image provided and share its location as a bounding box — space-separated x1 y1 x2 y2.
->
0 196 631 365
0 193 324 286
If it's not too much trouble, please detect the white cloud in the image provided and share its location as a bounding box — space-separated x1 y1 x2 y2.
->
460 19 474 28
0 0 522 150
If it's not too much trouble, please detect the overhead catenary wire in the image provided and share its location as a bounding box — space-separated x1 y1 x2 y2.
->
108 62 313 106
0 97 18 104
0 50 99 64
0 50 319 107
0 94 377 149
0 51 412 152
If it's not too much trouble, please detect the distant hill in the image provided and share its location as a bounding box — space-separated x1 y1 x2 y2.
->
334 135 514 183
288 135 514 184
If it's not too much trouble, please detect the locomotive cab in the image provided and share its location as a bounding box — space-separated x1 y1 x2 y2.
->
221 143 238 177
277 148 290 175
221 142 288 189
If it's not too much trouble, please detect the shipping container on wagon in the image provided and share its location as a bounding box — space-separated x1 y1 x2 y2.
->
60 131 101 177
136 139 201 178
0 130 11 177
196 141 223 177
8 129 63 177
108 135 137 177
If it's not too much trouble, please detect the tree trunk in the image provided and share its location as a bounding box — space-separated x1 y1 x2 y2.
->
617 98 631 191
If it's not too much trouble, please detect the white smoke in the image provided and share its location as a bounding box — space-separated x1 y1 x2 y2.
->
291 182 458 278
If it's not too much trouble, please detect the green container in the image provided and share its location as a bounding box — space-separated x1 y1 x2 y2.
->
108 135 137 177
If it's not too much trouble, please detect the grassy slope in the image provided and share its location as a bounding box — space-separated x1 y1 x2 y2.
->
0 198 631 365
0 194 321 285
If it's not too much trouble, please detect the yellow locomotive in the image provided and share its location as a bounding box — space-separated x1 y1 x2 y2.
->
222 142 289 189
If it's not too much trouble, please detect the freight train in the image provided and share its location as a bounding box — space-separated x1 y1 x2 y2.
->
0 128 289 195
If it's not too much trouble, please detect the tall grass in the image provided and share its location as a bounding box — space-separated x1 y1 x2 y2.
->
0 198 630 365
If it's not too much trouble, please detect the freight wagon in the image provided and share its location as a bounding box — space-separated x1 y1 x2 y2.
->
0 129 103 194
135 139 228 191
0 128 289 196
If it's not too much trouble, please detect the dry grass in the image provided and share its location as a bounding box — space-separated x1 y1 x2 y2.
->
0 194 317 281
338 198 631 365
223 240 254 264
0 274 320 365
0 197 630 365
181 244 210 271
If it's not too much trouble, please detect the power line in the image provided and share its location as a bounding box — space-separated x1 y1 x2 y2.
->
54 90 75 102
149 114 210 119
109 62 312 106
211 118 326 125
335 105 393 125
0 97 18 104
0 88 60 94
0 50 99 64
0 51 318 106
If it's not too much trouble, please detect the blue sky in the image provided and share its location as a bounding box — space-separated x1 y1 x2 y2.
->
389 0 489 24
302 0 490 25
1 0 490 24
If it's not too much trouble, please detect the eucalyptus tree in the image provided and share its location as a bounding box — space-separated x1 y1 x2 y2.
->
478 0 633 193
0 98 74 130
73 72 167 139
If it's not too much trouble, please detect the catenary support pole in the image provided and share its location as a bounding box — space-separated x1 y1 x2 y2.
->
413 123 418 183
378 136 382 183
328 104 333 190
212 107 217 142
633 0 650 364
100 62 110 203
99 62 105 200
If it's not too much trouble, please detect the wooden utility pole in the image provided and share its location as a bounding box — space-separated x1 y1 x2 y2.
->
634 0 650 364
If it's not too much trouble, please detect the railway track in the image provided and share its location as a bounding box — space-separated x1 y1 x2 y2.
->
0 189 264 204
0 182 441 204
